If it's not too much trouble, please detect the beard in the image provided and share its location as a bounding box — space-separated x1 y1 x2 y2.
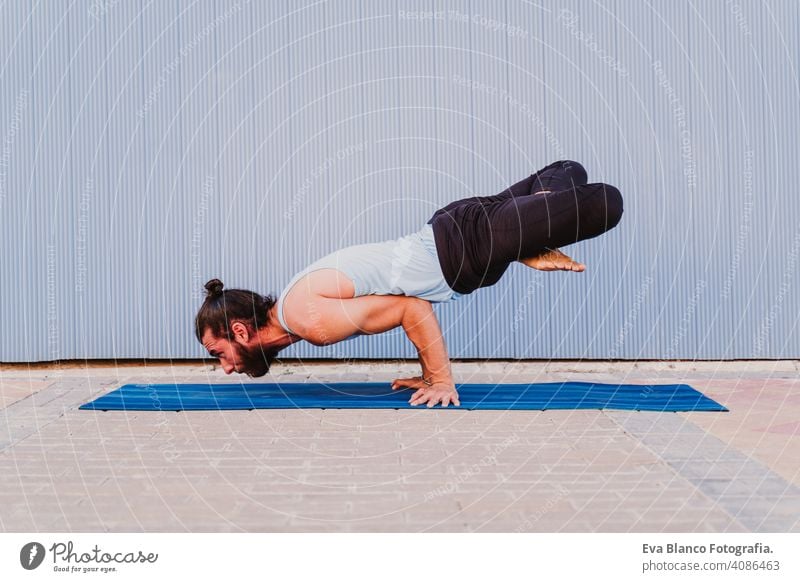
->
232 342 280 378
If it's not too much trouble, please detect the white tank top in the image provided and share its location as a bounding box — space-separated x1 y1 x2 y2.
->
275 223 462 336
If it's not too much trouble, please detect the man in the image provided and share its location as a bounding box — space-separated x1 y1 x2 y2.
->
195 160 623 408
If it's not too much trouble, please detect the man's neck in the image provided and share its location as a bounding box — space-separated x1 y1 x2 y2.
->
257 306 303 351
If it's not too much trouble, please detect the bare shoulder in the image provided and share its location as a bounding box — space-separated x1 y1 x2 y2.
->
282 268 356 336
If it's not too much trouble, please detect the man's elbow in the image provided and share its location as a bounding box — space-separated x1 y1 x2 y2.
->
401 296 433 326
412 296 433 311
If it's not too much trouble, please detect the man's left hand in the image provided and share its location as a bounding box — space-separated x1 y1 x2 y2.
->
391 376 461 408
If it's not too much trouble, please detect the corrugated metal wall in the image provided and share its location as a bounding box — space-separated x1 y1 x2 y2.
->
1 0 798 362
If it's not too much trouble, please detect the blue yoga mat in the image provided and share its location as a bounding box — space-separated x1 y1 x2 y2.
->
79 381 727 412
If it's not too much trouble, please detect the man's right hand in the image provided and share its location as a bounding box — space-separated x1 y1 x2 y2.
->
391 376 461 408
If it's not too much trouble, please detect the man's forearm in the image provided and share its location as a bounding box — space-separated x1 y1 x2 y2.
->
401 299 452 382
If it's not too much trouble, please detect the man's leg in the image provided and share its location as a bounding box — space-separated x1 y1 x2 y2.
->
466 182 624 291
479 159 589 204
429 160 588 221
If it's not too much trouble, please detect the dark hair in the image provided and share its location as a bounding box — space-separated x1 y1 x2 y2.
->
194 278 278 343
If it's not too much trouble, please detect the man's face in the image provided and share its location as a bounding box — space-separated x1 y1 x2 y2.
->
201 328 273 378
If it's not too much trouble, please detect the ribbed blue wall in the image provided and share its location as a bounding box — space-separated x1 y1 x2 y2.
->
1 0 798 361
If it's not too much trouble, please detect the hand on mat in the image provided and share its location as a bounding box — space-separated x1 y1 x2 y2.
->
391 376 461 408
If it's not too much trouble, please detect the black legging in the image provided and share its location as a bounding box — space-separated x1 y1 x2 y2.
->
428 160 624 293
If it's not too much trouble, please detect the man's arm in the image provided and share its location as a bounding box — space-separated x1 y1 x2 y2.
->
398 298 452 383
292 293 459 407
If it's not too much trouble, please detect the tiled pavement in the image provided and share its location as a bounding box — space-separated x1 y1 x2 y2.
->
0 360 798 532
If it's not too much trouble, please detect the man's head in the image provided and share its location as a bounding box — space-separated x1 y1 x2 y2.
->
195 278 280 377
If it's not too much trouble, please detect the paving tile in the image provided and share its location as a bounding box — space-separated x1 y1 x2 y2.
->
1 362 798 532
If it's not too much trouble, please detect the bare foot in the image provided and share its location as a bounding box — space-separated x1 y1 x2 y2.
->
519 248 586 272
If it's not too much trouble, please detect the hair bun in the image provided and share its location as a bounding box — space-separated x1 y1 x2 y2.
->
204 278 224 299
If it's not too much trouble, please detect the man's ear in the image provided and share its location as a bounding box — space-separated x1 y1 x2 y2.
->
230 321 250 344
